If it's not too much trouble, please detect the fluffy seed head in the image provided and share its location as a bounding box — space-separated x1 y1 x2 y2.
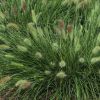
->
0 44 10 50
67 24 73 33
11 62 24 67
44 70 51 75
42 0 47 5
31 10 37 24
98 70 100 74
21 0 27 12
56 71 66 79
0 11 5 22
35 52 43 59
58 20 65 30
79 57 85 63
91 57 100 64
59 60 66 68
15 80 31 89
0 76 11 84
27 23 38 40
6 23 19 31
50 62 55 66
17 45 28 52
52 42 59 51
92 46 100 56
5 54 15 58
24 38 32 46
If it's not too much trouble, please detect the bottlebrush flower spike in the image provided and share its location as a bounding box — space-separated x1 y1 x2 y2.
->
52 42 59 52
27 22 39 39
58 20 65 30
32 10 37 24
12 4 18 16
92 46 100 56
44 70 51 75
42 0 47 5
15 80 31 89
24 38 32 46
79 57 85 63
11 62 24 67
0 11 5 22
0 44 10 50
5 54 15 59
6 23 19 31
21 0 27 13
17 45 28 52
59 60 66 68
0 76 11 84
67 24 73 33
35 52 43 59
50 62 55 66
61 0 69 5
98 70 100 74
77 0 91 9
56 71 66 79
91 57 100 64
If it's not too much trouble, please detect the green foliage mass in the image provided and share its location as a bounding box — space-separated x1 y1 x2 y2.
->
0 0 100 100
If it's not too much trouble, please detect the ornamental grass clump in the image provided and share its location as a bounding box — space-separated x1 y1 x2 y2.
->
0 0 100 100
0 21 100 99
